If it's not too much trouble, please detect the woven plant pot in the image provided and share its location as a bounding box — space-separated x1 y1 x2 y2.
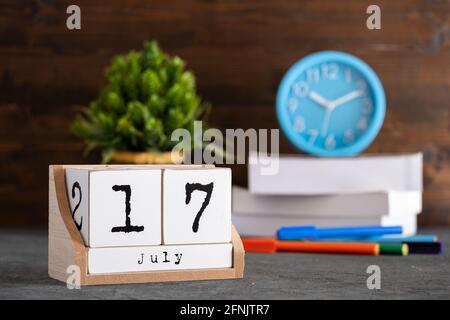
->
110 150 183 164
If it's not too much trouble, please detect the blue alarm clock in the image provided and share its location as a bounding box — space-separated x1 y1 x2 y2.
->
276 51 385 157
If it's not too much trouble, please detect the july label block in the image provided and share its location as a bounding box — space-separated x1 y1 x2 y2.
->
65 169 162 247
88 243 232 274
163 168 232 245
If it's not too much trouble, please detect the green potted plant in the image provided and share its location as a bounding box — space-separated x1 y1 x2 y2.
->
71 41 210 164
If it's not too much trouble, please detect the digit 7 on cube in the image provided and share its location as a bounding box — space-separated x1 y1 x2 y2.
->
163 168 232 244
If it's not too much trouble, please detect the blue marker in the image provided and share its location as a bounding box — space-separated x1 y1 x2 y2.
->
309 235 437 243
277 225 403 241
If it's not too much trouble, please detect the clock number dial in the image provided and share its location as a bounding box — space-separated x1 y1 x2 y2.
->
322 63 339 80
345 68 352 82
307 68 320 83
288 98 298 114
356 79 367 94
325 134 336 150
357 117 368 131
344 129 355 145
293 81 309 97
307 129 318 145
362 98 373 114
294 116 305 133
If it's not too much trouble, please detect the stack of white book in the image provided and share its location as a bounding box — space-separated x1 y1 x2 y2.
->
232 152 423 237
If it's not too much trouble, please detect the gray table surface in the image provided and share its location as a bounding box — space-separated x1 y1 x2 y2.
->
1 228 449 300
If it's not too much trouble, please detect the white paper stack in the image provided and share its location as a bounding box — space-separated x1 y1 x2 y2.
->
232 152 423 237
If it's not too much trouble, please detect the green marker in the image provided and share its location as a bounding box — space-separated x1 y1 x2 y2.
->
379 243 409 256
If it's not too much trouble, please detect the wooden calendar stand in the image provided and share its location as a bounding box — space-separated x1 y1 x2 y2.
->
48 165 245 286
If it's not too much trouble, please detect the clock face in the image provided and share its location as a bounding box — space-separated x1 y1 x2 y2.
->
277 51 385 157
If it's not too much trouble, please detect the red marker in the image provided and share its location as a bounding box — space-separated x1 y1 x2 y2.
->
243 238 380 256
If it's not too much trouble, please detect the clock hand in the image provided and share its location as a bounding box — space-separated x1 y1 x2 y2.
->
321 109 333 137
308 91 332 109
329 90 364 109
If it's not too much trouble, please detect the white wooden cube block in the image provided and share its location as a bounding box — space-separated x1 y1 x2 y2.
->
163 168 232 244
65 168 162 248
65 168 89 245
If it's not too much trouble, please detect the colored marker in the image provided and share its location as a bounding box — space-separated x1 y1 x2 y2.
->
312 235 438 243
406 242 442 254
379 243 409 256
367 235 437 243
277 225 402 240
243 238 380 256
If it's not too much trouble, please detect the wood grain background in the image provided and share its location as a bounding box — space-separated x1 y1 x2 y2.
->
1 0 449 228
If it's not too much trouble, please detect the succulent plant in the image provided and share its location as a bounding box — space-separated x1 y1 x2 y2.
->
71 41 210 162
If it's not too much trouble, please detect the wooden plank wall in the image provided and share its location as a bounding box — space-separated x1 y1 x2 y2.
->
1 0 449 227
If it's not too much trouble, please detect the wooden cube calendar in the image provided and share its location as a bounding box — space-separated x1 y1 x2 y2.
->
49 165 244 286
